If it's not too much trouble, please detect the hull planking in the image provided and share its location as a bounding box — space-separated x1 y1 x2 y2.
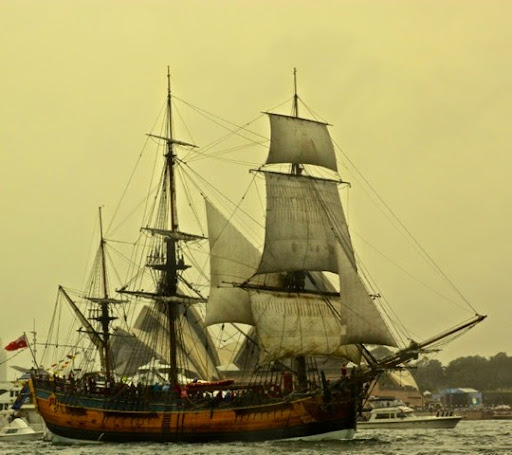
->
30 379 357 442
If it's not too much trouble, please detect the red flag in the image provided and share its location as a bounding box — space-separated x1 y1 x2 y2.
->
4 335 28 351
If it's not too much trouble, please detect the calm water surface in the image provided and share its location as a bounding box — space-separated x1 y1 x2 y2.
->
1 420 511 455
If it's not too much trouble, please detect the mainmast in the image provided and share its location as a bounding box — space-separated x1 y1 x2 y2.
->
139 68 201 386
167 67 178 232
118 69 204 386
163 66 180 386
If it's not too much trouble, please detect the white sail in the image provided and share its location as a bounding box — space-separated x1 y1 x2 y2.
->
257 172 355 274
266 113 338 172
206 201 285 326
336 243 397 347
250 291 361 365
205 201 257 326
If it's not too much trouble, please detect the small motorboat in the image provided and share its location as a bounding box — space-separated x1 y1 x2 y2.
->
0 418 44 441
358 400 462 430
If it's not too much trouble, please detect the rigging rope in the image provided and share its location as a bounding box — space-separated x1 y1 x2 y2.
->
332 138 478 314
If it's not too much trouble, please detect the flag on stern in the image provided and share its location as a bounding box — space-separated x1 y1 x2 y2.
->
4 334 28 351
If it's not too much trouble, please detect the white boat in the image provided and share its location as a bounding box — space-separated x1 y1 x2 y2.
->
358 402 462 429
0 418 44 441
0 380 45 433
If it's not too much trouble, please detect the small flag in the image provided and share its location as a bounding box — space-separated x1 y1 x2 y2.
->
4 335 28 351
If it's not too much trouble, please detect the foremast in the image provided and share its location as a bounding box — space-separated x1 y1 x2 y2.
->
291 67 301 177
205 69 397 385
252 68 372 386
290 68 307 389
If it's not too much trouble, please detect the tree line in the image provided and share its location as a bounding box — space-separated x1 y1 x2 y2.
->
410 352 512 393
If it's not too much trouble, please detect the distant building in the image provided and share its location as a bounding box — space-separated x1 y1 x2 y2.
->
436 388 483 408
370 369 423 408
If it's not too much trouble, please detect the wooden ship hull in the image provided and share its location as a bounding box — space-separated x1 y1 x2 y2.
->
29 380 358 442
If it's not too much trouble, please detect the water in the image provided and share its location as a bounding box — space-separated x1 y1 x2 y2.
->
1 420 511 455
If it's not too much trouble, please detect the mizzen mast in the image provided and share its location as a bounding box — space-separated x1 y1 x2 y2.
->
83 207 123 383
97 207 115 382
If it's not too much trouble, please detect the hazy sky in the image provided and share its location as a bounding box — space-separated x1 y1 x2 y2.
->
1 0 511 374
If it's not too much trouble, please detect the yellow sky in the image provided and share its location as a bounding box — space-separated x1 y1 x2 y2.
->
1 0 511 373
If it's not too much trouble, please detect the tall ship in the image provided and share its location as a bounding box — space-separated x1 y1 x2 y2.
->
29 70 485 442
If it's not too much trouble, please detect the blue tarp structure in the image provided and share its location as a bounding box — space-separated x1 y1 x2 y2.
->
11 382 30 411
435 387 482 407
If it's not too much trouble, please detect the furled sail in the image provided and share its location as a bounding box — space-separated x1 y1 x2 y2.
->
336 243 397 347
266 113 338 172
205 201 282 326
250 291 361 365
257 172 355 274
